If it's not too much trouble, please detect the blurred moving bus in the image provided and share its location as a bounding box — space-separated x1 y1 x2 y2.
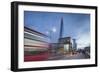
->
24 27 50 62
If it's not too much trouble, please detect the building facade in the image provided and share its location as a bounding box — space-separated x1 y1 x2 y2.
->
58 37 72 54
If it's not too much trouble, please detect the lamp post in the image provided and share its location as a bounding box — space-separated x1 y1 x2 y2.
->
47 27 57 53
46 27 57 42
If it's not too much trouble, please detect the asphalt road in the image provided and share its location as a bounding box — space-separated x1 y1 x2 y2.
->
62 53 88 60
48 52 90 60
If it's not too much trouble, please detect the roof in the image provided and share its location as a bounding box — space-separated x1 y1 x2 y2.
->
24 26 49 37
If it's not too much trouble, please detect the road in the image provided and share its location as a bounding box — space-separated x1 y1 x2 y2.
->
48 52 90 60
24 52 90 62
62 53 88 60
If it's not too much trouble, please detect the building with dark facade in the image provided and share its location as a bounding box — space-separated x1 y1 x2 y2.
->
72 39 77 50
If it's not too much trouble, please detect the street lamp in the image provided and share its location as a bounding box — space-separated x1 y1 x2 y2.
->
46 27 57 40
52 27 57 33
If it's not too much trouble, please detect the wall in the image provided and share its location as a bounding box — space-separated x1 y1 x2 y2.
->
0 0 99 73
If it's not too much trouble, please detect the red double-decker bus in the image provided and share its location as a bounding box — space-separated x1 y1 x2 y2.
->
24 27 50 62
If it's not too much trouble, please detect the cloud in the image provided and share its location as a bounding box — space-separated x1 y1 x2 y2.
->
76 28 90 49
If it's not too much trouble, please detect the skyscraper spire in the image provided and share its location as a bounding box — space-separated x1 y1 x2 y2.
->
59 18 63 38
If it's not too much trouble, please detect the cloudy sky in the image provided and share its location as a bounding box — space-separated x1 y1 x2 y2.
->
24 11 90 49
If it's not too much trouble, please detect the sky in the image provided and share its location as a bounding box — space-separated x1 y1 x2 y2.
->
24 11 90 49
